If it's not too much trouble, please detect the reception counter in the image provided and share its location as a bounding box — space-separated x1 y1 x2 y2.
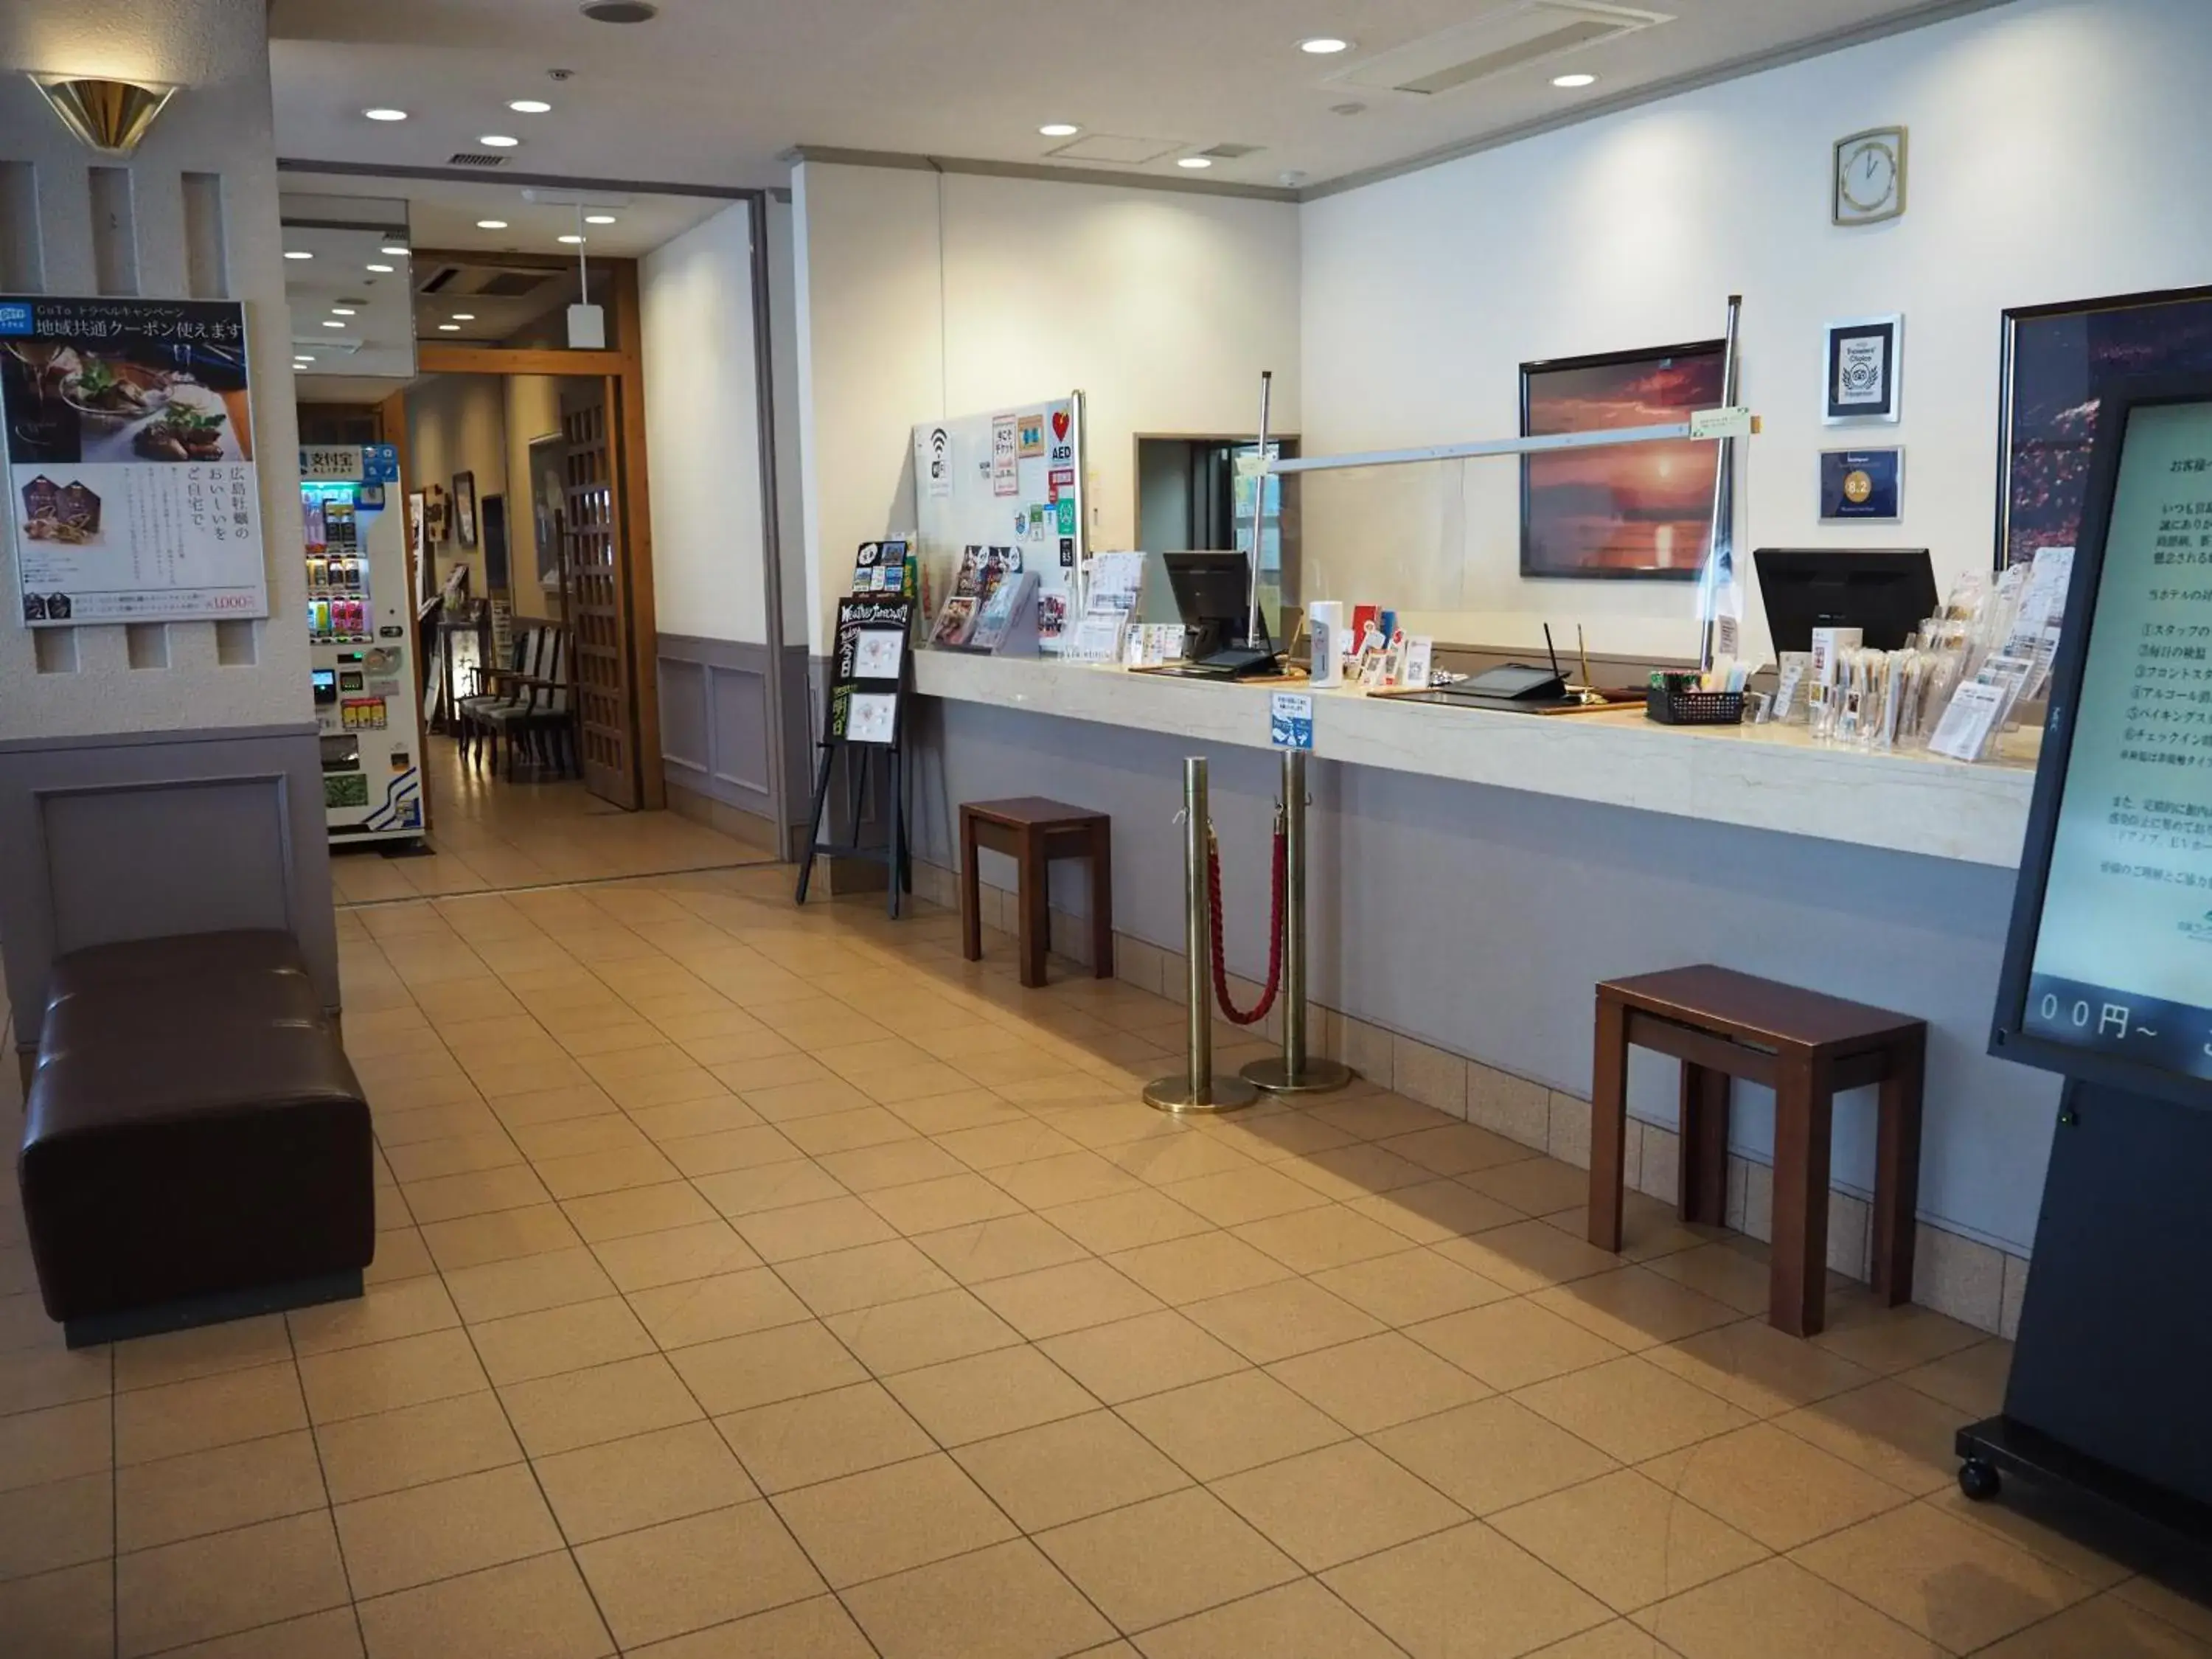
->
903 651 2059 1337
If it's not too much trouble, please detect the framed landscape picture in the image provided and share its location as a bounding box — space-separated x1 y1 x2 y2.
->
1520 338 1726 580
1997 283 2212 569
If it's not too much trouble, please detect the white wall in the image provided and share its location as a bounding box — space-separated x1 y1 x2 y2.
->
640 200 769 643
1300 0 2212 659
0 0 310 739
793 161 1301 650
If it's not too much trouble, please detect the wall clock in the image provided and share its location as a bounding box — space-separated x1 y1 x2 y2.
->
1834 125 1907 226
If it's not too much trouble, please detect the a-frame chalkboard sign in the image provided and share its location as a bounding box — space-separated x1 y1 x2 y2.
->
795 594 914 917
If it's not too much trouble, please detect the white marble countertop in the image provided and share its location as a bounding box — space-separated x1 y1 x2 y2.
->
912 652 2039 869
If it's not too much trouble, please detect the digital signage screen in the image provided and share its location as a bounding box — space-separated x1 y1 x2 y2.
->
1994 383 2212 1102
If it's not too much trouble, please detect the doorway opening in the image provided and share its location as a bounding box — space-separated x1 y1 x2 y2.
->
1135 434 1303 629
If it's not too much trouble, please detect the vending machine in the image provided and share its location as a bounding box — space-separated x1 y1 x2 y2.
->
300 444 425 844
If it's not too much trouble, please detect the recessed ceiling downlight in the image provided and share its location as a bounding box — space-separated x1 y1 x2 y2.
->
321 321 345 329
284 250 313 260
476 219 508 230
508 99 552 114
364 107 408 122
451 313 476 321
581 0 657 21
366 262 394 273
1176 156 1214 169
558 234 585 244
1551 72 1598 88
584 213 617 225
479 134 520 148
1039 122 1079 138
381 243 409 257
438 323 461 331
1298 37 1353 55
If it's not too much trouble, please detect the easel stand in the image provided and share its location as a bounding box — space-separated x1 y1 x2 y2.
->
795 740 911 919
1956 1079 2212 1554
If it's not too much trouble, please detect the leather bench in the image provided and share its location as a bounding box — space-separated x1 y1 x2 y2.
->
18 929 374 1348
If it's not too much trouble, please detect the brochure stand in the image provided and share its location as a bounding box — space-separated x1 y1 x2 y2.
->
796 596 914 919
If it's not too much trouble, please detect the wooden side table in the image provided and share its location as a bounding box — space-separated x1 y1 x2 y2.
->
959 798 1113 990
1586 964 1927 1338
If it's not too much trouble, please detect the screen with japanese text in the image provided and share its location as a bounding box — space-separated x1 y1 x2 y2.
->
2023 398 2212 1082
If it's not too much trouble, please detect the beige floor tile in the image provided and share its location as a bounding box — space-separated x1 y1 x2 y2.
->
1267 1331 1492 1434
742 1078 880 1123
380 1130 525 1184
815 1137 968 1193
0 1472 111 1583
1347 1178 1525 1245
953 1409 1192 1532
1634 1557 1939 1658
975 1259 1166 1340
1117 1368 1347 1480
1312 1248 1517 1326
1790 1500 2093 1652
115 1429 325 1553
117 1510 351 1658
508 1111 656 1162
1808 1299 1987 1377
443 1246 617 1323
1408 1298 1627 1391
1464 1155 1593 1216
1135 1577 1406 1658
535 1142 686 1200
1040 1189 1214 1255
1433 1220 1627 1293
0 1398 111 1492
499 1353 704 1458
1514 1355 1755 1464
334 1461 562 1599
990 1150 1148 1210
1181 1276 1385 1363
627 1094 768 1144
1037 1311 1245 1409
1773 1380 1969 1498
773 1454 1018 1588
537 1420 757 1543
1921 1485 2132 1594
1532 1270 1742 1353
886 1343 1098 1446
1639 1240 1785 1315
690 1161 850 1223
419 1203 583 1272
628 1267 814 1348
1382 1120 1538 1176
1108 1231 1295 1305
299 1327 490 1424
358 1551 614 1659
841 1538 1115 1659
1977 1591 2212 1658
401 1164 554 1224
781 1105 922 1158
591 1220 762 1293
0 1559 114 1659
160 1606 366 1658
1643 1319 1877 1419
1323 1520 1613 1659
778 1239 960 1317
626 1595 874 1658
718 1378 934 1492
1638 1422 1911 1551
735 1196 900 1263
365 1225 437 1287
914 1214 1092 1287
865 1171 1028 1234
288 1276 461 1357
486 1083 622 1129
1894 1338 2012 1419
1371 1397 1618 1515
1231 1204 1415 1274
669 1319 869 1414
662 1124 812 1179
470 1295 655 1385
562 1180 720 1242
116 1360 306 1465
314 1388 523 1503
935 1118 1088 1169
885 1090 1030 1136
1490 1469 1769 1613
111 1312 291 1392
824 1287 1026 1377
1281 1141 1437 1201
1105 1133 1259 1189
1214 1438 1469 1571
1037 1486 1301 1633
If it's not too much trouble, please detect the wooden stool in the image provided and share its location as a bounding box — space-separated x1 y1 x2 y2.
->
959 798 1113 990
1586 964 1926 1338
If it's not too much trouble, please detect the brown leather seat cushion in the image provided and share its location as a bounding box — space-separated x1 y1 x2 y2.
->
18 931 373 1325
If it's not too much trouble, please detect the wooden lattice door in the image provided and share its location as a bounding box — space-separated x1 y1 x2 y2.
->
563 381 639 809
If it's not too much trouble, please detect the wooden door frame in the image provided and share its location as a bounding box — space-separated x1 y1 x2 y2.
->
412 259 664 810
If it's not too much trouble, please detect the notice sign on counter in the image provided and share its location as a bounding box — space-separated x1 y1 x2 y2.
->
1 295 267 626
2007 392 2212 1087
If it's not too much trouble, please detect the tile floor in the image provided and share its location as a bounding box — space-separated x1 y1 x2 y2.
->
1 808 2207 1656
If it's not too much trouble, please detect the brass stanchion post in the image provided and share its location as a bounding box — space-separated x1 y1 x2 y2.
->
1244 748 1354 1095
1144 757 1257 1114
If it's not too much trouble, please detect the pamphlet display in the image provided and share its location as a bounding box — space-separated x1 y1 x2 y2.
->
914 393 1085 654
1066 551 1146 663
827 596 914 747
798 586 916 919
2 294 268 625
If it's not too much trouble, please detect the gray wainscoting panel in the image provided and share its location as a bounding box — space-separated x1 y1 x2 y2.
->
658 636 814 852
0 723 339 1052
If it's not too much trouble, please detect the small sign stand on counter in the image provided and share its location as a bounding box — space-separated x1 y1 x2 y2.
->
796 594 914 919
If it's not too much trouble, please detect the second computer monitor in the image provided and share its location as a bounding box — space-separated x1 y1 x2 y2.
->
1753 547 1938 653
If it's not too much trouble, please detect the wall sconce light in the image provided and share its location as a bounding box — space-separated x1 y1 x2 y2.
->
31 76 180 157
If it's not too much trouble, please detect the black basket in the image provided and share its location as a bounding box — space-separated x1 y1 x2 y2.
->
1645 686 1745 726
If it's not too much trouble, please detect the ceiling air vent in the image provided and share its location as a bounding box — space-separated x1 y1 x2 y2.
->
446 151 507 168
1195 143 1262 161
1327 0 1672 98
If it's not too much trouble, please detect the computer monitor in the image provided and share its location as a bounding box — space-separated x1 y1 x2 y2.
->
1753 547 1938 653
1162 551 1269 658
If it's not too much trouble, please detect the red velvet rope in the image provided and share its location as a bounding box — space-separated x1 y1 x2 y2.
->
1206 825 1287 1026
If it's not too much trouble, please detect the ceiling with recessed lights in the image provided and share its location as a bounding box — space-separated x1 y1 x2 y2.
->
270 0 1990 193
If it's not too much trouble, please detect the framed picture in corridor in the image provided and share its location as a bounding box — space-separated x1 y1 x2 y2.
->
1520 338 1725 579
1997 283 2212 570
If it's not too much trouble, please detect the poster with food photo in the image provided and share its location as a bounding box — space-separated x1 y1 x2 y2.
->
1 294 268 625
